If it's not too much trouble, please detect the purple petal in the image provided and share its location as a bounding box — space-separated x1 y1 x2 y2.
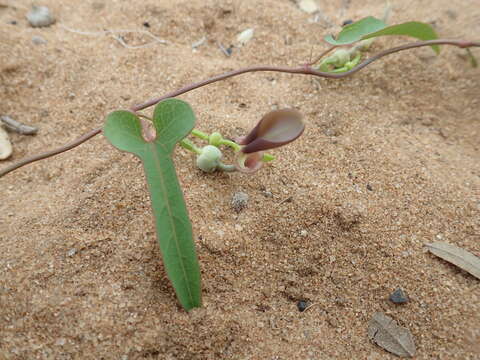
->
241 109 304 154
235 152 264 173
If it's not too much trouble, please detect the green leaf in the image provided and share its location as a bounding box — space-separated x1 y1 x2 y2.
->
104 99 201 311
324 18 439 54
324 16 387 45
363 21 440 54
104 110 147 155
152 99 197 153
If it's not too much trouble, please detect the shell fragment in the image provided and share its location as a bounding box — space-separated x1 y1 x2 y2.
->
0 126 13 160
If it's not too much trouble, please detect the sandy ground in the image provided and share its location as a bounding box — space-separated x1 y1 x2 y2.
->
1 0 479 359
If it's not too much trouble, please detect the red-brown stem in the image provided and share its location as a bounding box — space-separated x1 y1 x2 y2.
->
1 39 479 177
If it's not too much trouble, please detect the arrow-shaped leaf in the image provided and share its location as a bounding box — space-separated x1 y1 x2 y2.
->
324 17 439 53
104 99 201 311
363 22 440 54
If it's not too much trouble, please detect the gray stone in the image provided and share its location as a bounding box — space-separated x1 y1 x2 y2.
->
389 287 409 304
231 191 249 213
32 35 47 45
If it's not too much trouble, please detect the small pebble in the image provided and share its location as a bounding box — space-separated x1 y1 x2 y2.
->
191 36 206 49
236 28 254 46
231 191 249 213
297 0 319 14
27 6 55 28
342 19 353 26
32 35 47 45
262 190 273 198
366 184 373 191
67 248 77 257
389 288 409 304
297 300 309 312
143 22 150 28
8 20 17 25
55 338 66 346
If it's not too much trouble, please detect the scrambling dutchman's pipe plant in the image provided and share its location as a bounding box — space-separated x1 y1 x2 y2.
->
2 16 479 311
104 100 305 310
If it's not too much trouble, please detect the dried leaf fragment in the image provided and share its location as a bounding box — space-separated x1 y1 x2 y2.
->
426 242 480 280
368 312 416 358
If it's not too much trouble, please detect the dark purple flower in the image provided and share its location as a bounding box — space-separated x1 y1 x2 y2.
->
235 109 304 173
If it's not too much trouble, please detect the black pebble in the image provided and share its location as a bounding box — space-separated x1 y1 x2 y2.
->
9 20 17 25
389 288 409 304
342 19 353 26
297 300 309 312
143 22 150 28
366 184 373 191
226 45 234 56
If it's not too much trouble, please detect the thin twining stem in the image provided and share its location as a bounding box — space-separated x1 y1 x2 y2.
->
1 39 478 178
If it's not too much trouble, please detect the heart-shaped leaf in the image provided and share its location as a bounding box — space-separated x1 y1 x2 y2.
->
104 99 201 311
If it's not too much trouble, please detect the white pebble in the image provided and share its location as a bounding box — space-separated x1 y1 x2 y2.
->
297 0 319 14
67 248 77 257
27 6 55 28
236 28 254 46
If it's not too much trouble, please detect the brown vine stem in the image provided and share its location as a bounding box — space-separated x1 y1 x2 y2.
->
1 39 479 178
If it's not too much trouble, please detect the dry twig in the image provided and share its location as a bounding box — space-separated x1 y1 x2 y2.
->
1 115 38 135
60 24 168 49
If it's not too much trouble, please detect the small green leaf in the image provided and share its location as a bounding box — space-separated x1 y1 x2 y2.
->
104 110 147 155
363 21 440 54
262 154 275 162
104 99 201 311
152 99 196 153
324 16 387 45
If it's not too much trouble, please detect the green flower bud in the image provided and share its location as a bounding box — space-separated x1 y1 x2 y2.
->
208 132 223 147
196 145 222 172
331 48 350 67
